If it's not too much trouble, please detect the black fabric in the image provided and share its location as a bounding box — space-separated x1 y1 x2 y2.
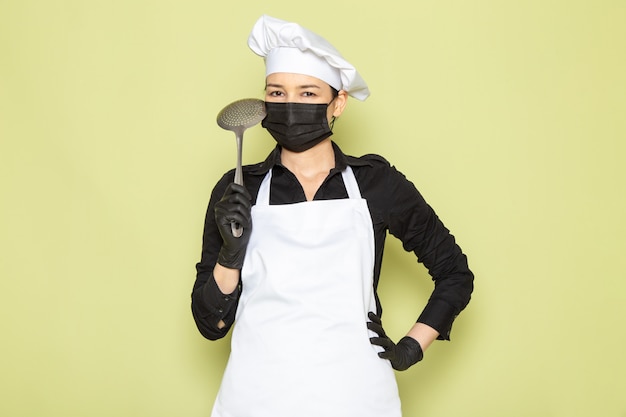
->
192 142 473 341
214 183 252 269
367 312 424 371
261 102 333 152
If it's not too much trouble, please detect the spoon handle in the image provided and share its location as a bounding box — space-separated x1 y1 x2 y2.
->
231 133 244 238
231 221 243 238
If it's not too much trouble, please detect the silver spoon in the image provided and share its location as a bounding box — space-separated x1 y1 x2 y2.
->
216 98 266 237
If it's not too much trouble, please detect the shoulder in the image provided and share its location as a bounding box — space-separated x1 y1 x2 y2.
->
349 152 428 210
347 153 409 185
346 153 397 183
348 153 412 195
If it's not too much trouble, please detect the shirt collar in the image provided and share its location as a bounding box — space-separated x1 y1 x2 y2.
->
248 141 374 176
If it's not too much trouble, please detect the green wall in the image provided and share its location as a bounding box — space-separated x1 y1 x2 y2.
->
1 1 625 416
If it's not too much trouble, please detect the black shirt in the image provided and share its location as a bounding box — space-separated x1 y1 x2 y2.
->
192 142 473 341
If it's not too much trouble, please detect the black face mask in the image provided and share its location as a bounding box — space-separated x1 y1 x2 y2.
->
261 102 333 152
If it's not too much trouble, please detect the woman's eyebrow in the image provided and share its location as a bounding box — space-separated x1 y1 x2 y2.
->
297 84 321 89
265 83 322 89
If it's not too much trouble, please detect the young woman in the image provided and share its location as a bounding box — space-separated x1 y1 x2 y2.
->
192 15 474 417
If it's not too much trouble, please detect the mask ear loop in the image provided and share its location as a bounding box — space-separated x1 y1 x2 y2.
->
327 96 338 130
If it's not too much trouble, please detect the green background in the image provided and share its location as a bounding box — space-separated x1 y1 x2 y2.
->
1 1 625 416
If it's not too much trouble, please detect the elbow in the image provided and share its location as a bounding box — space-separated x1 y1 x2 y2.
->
192 312 229 341
191 301 230 341
198 326 228 341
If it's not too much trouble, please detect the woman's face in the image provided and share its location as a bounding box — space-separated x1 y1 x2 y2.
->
265 72 347 120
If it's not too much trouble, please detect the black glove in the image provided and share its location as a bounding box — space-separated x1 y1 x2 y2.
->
214 183 252 269
367 312 424 371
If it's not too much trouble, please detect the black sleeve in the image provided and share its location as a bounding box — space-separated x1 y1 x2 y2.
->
383 164 474 340
191 172 241 340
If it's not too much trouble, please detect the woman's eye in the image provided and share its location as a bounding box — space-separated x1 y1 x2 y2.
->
267 91 283 97
302 91 316 97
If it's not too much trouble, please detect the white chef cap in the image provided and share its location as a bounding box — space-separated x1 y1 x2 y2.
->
247 15 370 101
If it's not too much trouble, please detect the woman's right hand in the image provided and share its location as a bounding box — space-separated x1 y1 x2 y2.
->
214 183 252 269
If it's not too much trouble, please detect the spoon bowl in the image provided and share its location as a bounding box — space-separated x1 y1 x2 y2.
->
216 98 266 237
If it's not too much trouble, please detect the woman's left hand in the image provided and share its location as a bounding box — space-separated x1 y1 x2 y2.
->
367 312 424 371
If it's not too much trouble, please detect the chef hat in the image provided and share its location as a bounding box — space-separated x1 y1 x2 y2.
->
247 15 370 101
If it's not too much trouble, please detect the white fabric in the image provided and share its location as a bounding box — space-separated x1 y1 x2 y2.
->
211 167 400 417
265 47 342 94
248 15 370 101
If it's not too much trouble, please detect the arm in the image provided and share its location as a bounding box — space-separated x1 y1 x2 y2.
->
367 317 440 371
191 177 252 340
367 312 434 371
406 322 439 352
212 264 241 329
360 157 473 369
385 166 474 341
